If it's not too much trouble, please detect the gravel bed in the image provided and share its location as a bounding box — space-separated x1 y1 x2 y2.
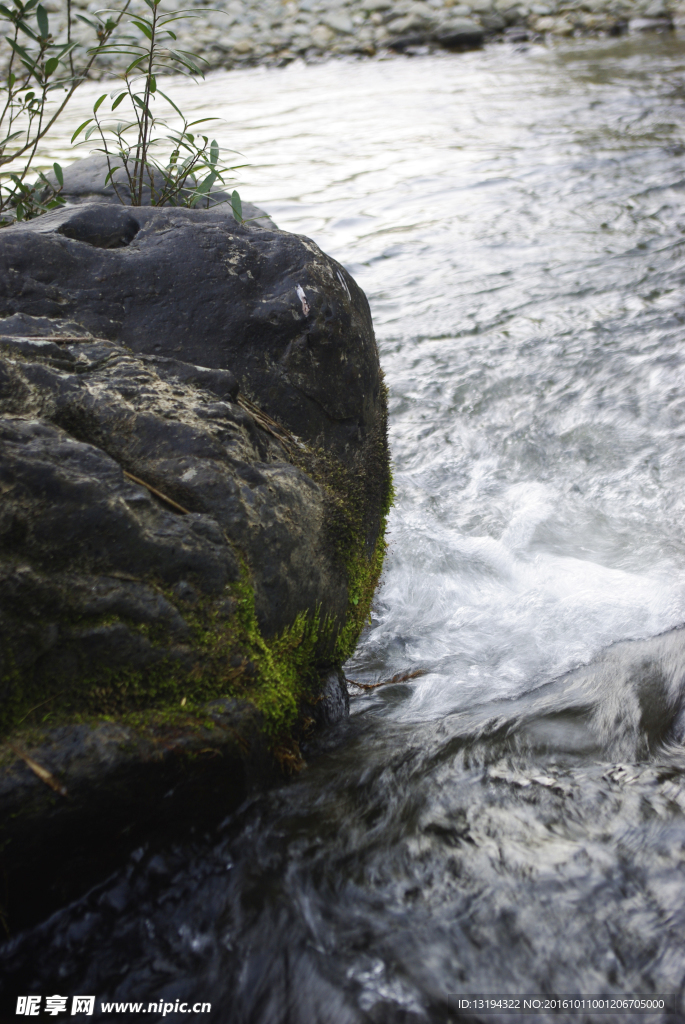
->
27 0 685 75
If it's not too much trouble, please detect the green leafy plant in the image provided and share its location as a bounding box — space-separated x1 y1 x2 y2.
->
0 0 130 221
73 0 243 214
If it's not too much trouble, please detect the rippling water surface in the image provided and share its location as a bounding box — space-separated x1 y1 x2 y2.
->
5 35 685 1023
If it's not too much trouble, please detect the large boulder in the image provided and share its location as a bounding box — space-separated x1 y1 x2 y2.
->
0 198 383 474
0 170 391 930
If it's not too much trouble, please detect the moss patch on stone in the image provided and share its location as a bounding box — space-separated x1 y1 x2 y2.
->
0 565 334 744
297 376 394 666
0 383 392 752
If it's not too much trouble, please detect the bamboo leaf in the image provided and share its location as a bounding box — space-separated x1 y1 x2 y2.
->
103 164 121 186
168 49 206 75
91 44 145 58
111 91 126 110
93 92 106 113
71 117 92 142
7 37 32 61
18 10 37 35
52 161 63 187
160 11 205 22
195 169 217 194
158 88 183 118
43 55 58 76
210 139 219 166
131 18 152 39
148 73 156 94
35 2 47 38
15 18 37 39
0 129 23 147
231 189 242 222
124 54 147 74
132 94 152 117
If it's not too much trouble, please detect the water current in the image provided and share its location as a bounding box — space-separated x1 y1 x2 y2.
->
4 34 685 1023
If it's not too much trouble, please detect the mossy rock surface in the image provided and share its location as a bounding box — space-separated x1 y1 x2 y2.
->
0 195 391 928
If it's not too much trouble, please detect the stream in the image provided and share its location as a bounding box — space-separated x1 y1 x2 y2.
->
4 34 685 1023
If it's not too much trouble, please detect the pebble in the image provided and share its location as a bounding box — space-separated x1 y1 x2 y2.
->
26 0 685 74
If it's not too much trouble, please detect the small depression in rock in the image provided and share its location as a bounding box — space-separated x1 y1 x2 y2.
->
57 212 140 249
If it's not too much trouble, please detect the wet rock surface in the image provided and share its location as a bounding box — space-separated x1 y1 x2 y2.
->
0 324 345 639
5 628 685 1019
0 183 390 930
49 154 277 230
0 198 383 473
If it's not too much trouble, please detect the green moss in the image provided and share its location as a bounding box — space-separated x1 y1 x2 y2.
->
333 517 390 665
0 380 393 751
0 561 336 744
297 374 394 665
213 564 334 735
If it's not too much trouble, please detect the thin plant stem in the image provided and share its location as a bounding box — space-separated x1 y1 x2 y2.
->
1 0 132 170
66 0 74 78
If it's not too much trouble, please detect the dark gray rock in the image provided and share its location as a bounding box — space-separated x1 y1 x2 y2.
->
0 167 389 717
387 30 432 49
302 668 350 729
0 324 346 649
434 18 485 46
388 17 484 51
46 153 276 229
0 709 262 931
0 166 388 928
0 200 383 481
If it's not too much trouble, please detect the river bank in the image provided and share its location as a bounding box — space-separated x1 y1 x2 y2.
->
36 0 684 74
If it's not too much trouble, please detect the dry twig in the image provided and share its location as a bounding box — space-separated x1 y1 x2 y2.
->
347 669 427 692
237 395 300 454
8 744 68 797
123 470 191 515
15 693 63 727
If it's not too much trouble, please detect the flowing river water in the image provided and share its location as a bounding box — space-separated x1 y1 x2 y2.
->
4 34 685 1023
